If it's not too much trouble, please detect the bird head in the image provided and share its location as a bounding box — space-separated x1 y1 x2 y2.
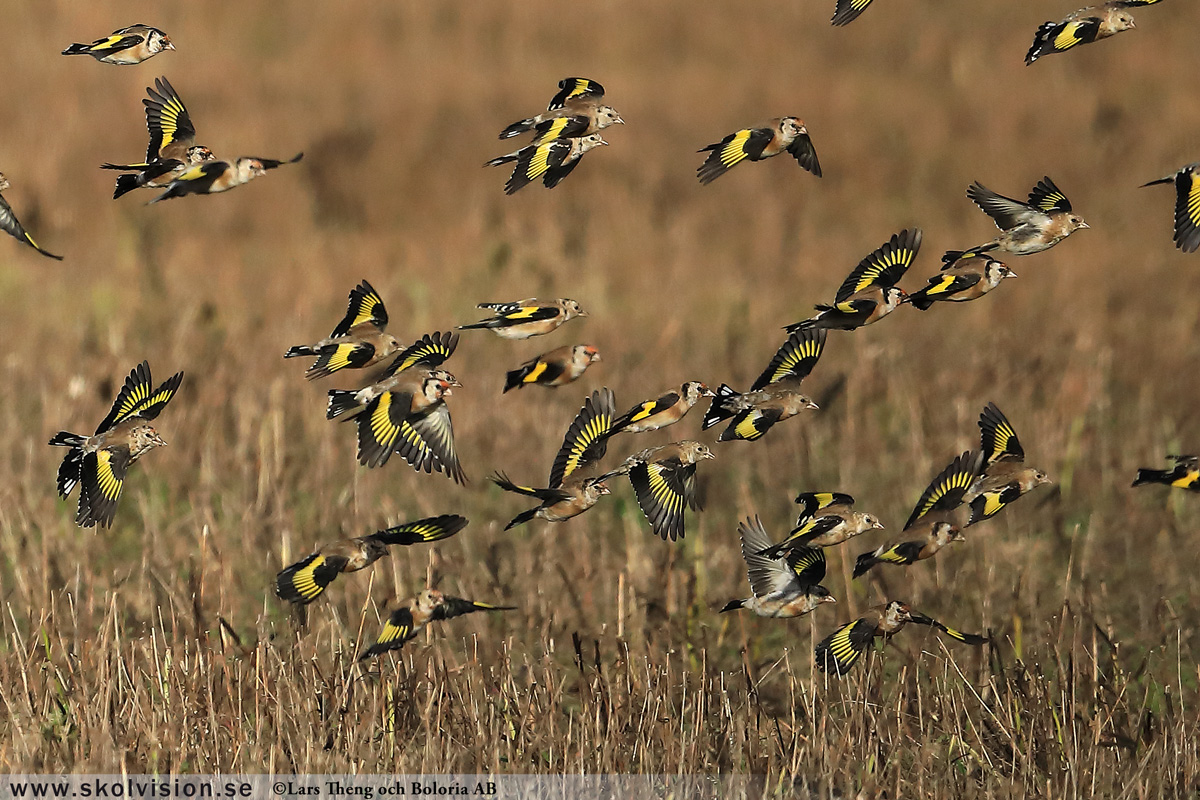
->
685 381 716 400
801 395 819 411
885 601 914 627
598 105 625 128
149 29 174 52
578 345 601 364
682 442 715 463
1115 11 1135 31
780 117 807 138
1034 469 1052 487
1068 215 1089 232
808 585 837 604
562 299 587 319
129 424 167 457
363 539 390 562
863 514 884 531
186 146 214 164
416 589 445 614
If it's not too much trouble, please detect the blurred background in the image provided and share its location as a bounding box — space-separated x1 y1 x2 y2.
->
1 0 1198 788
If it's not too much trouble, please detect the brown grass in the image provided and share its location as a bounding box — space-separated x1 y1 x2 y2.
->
2 0 1199 794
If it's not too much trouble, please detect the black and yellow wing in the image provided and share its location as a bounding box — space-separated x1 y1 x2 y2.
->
696 127 774 185
66 29 145 58
815 618 876 674
395 405 466 484
1027 17 1102 64
382 331 459 378
330 279 388 338
750 328 826 391
1027 176 1072 214
978 402 1024 465
431 596 517 621
831 0 876 26
794 491 855 519
275 552 349 605
490 473 572 504
835 228 922 302
758 515 844 558
549 388 616 488
903 450 985 530
532 116 591 145
967 482 1024 526
355 390 413 468
719 407 784 443
143 76 197 161
476 302 560 326
908 612 989 645
76 447 130 528
629 461 690 541
785 546 827 588
1171 167 1200 253
358 607 417 660
504 140 572 195
504 354 568 392
611 391 680 433
95 361 184 434
305 341 377 380
370 514 468 546
0 193 63 260
548 77 605 111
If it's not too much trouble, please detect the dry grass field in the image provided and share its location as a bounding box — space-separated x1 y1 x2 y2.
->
2 0 1200 795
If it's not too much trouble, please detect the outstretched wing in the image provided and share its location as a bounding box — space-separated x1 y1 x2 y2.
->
0 193 63 260
794 491 855 519
978 402 1024 464
144 76 197 162
815 618 876 674
395 405 466 484
549 388 617 488
370 514 468 546
904 450 985 530
696 127 774 184
751 327 827 391
95 362 183 433
1027 176 1072 214
786 132 822 177
274 552 348 605
967 182 1040 230
831 0 876 26
76 447 130 529
330 279 388 338
548 77 605 110
908 612 989 645
382 331 459 378
834 229 923 302
358 607 417 660
629 461 689 541
431 596 517 621
738 516 798 598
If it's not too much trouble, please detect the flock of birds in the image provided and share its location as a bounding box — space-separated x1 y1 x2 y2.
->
32 11 1199 671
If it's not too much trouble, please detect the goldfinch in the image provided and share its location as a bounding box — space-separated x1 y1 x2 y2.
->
62 25 173 65
485 134 607 195
503 344 600 393
696 117 821 185
491 473 611 529
149 153 302 202
853 450 984 578
492 388 617 528
49 361 183 528
906 254 1016 311
720 516 837 617
1133 454 1200 491
458 298 587 339
336 366 463 481
275 515 468 605
101 77 215 199
0 173 62 260
285 280 402 380
756 492 884 558
1141 164 1200 253
786 229 921 332
358 589 515 660
942 178 1088 263
702 328 825 442
324 331 462 480
814 600 988 675
609 381 714 435
499 78 624 143
963 403 1051 525
601 441 715 541
1026 1 1162 65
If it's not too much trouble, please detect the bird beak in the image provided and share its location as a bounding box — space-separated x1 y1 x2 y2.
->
703 451 716 460
615 115 626 125
578 309 590 317
953 530 967 542
1079 222 1090 229
807 400 820 410
873 520 885 530
1039 474 1053 485
166 41 176 51
1006 269 1017 278
152 433 168 447
701 386 716 397
822 595 837 604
